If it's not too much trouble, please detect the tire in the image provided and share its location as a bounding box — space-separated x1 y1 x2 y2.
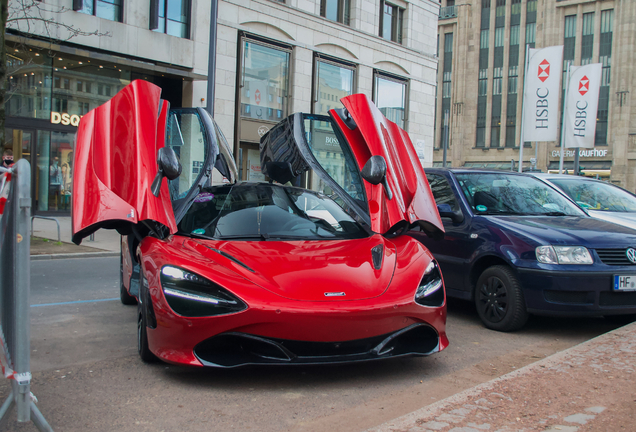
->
137 272 158 363
120 247 137 306
604 314 636 325
475 265 528 332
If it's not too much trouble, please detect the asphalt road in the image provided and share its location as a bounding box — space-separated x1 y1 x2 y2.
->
0 257 625 431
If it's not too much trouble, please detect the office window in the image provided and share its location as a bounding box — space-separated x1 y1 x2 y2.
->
509 25 519 46
508 66 518 94
596 9 613 146
581 12 594 65
150 0 191 38
380 0 404 44
495 27 505 48
442 72 452 98
525 22 536 48
75 0 122 22
478 69 488 96
374 72 407 129
480 30 489 49
492 67 502 95
313 57 355 115
321 0 350 25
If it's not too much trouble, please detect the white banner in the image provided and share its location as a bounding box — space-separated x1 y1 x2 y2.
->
522 46 563 142
563 64 602 149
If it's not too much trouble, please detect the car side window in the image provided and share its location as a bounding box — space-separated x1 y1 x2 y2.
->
426 173 459 211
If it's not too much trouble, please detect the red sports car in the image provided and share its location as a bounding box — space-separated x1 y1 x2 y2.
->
72 80 448 367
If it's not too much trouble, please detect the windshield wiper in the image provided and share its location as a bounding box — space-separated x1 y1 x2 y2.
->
179 232 216 241
215 233 270 241
538 211 569 216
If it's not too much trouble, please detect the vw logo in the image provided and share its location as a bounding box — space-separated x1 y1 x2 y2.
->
626 248 636 264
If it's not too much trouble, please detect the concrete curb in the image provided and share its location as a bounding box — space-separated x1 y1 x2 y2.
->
30 252 119 261
367 321 636 431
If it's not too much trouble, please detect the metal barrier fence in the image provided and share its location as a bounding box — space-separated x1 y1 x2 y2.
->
0 160 53 431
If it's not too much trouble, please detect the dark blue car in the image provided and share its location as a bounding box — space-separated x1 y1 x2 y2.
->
410 168 636 331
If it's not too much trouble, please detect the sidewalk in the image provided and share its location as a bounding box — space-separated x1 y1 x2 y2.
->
369 320 636 432
30 215 120 258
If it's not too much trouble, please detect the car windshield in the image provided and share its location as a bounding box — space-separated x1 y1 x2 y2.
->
455 172 585 216
177 183 367 240
547 178 636 213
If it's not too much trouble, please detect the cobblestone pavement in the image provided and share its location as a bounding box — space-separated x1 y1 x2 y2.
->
368 321 636 432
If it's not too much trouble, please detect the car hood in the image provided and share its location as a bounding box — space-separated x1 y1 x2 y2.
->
72 80 176 244
588 211 636 231
484 215 636 248
185 236 397 301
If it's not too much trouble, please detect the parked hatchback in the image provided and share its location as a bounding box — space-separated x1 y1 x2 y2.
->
410 168 636 331
532 173 636 231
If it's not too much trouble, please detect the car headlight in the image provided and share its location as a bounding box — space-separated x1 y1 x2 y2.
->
415 260 445 307
535 246 593 265
160 265 248 317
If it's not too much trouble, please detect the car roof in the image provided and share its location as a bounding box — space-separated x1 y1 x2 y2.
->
530 173 602 182
425 167 533 176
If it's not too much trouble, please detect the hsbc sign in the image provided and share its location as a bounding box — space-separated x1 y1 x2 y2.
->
522 46 563 142
564 64 602 149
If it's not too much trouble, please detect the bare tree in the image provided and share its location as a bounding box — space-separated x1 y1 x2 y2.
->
1 0 109 149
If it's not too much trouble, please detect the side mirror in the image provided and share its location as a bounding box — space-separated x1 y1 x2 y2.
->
151 147 182 197
437 203 464 223
361 155 393 200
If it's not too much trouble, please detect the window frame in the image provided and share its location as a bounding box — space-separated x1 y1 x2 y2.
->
379 0 405 44
372 71 409 129
149 0 192 39
320 0 351 26
312 55 357 115
73 0 123 22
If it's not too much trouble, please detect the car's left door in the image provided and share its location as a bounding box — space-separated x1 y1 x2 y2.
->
415 172 480 299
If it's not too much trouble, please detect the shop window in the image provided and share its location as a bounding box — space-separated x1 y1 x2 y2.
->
373 72 408 129
74 0 123 22
239 39 290 123
313 57 355 115
380 0 404 44
150 0 191 39
320 0 350 25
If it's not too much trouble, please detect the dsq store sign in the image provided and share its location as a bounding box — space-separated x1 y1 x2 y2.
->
564 64 602 149
50 111 82 127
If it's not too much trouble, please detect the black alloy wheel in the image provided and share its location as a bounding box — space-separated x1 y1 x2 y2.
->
475 265 528 332
137 271 158 363
120 245 137 306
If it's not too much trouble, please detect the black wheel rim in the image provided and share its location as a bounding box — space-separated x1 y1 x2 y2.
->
478 276 508 323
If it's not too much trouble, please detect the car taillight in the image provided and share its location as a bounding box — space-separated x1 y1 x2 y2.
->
160 266 247 317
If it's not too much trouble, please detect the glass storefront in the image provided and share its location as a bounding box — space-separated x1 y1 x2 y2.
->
4 42 183 214
238 37 291 181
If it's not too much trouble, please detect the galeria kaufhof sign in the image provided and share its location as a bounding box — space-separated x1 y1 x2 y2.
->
551 148 609 158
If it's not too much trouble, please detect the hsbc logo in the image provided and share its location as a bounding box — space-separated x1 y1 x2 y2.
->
254 89 261 105
579 76 589 96
538 59 550 82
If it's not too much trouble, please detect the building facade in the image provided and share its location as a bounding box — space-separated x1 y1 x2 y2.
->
6 0 440 215
435 0 636 190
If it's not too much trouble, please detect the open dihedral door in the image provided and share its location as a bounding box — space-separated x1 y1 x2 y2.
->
72 80 177 245
260 94 444 239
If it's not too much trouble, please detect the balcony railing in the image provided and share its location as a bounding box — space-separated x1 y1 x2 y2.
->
439 6 457 20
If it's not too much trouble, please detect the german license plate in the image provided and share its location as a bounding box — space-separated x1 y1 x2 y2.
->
613 275 636 291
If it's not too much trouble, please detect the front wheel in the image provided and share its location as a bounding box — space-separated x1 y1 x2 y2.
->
475 265 528 332
120 246 137 306
137 272 158 363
